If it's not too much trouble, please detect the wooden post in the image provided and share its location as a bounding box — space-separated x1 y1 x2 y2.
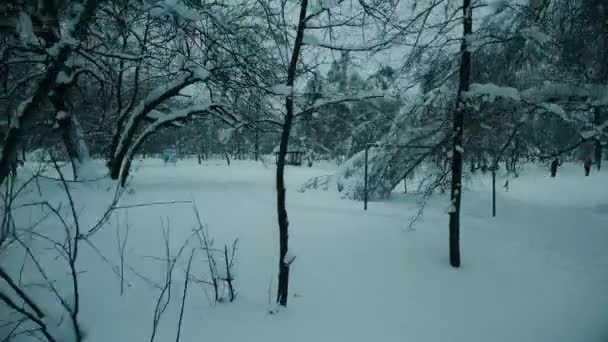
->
492 170 496 217
364 145 369 211
254 128 259 161
595 107 602 171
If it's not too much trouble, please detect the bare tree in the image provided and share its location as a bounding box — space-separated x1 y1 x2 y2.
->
447 0 471 268
273 0 309 307
0 0 98 186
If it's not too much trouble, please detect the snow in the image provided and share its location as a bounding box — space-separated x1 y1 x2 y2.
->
310 0 341 12
17 12 36 46
75 159 107 181
283 250 296 265
486 0 508 12
122 103 217 170
147 0 203 20
520 26 552 45
56 111 69 120
308 91 386 112
4 160 608 342
272 84 293 96
218 127 235 144
56 71 72 85
41 310 78 342
466 83 521 102
581 130 597 139
189 66 210 80
520 82 590 103
146 109 166 120
302 33 321 46
13 96 33 127
467 82 608 107
114 72 205 159
540 103 567 120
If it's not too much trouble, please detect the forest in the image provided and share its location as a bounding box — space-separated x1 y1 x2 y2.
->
0 0 607 341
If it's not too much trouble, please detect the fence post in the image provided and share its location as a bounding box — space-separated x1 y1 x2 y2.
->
364 145 369 211
492 169 496 217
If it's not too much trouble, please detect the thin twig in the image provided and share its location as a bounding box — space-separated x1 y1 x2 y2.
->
113 200 193 210
51 156 82 341
175 249 195 342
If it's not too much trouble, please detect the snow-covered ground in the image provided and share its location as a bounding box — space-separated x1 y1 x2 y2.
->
3 159 608 342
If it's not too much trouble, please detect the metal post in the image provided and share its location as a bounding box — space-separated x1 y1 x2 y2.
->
364 145 369 211
492 170 496 217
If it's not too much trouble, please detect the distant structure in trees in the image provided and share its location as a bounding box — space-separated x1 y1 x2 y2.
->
273 143 306 166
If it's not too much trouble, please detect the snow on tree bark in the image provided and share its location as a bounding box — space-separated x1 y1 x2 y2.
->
0 0 98 187
448 0 473 268
109 70 208 181
276 0 308 307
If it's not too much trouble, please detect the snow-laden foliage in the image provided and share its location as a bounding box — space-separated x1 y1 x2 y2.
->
334 88 447 200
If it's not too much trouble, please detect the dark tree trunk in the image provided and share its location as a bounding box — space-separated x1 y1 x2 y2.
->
51 82 90 181
120 157 131 187
109 130 144 180
594 108 602 171
108 63 127 173
109 75 199 181
492 169 496 217
0 0 98 187
448 0 472 268
254 128 259 161
595 140 602 171
276 0 308 307
224 152 231 166
108 117 127 178
58 116 83 179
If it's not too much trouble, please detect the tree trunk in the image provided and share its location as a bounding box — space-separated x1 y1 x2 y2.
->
119 157 132 187
109 74 200 181
254 128 259 161
276 0 308 307
594 108 602 171
57 114 91 180
51 78 91 181
448 0 472 268
595 139 602 171
0 0 97 188
21 143 26 162
492 169 496 217
224 152 231 166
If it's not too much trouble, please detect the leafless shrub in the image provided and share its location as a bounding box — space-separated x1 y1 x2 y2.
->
191 204 238 303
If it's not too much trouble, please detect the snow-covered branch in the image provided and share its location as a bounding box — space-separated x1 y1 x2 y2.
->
294 92 388 118
119 102 227 183
113 67 210 160
302 34 392 52
0 0 99 187
465 82 608 133
466 82 608 106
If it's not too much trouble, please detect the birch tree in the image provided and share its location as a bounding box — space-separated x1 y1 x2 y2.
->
0 0 99 184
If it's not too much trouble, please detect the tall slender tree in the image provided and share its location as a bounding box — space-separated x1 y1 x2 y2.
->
275 0 308 307
448 0 472 268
